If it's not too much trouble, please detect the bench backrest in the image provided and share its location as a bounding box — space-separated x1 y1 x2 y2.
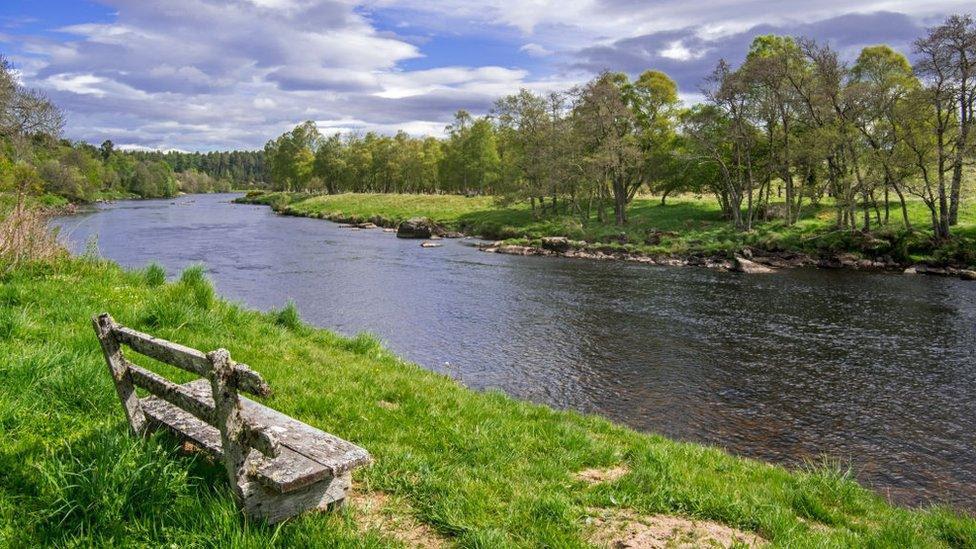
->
92 313 280 483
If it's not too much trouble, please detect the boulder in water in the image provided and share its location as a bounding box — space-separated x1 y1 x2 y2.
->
397 217 434 238
732 256 775 274
541 236 571 252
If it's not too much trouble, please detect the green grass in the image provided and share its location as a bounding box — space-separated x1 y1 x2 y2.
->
238 191 976 267
1 255 974 547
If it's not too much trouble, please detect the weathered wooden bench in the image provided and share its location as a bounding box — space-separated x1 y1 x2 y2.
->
92 313 370 523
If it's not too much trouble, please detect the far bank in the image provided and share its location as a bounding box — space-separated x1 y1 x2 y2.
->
235 191 976 279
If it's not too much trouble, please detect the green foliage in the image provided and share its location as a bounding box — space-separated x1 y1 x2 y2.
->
36 430 195 538
176 169 231 194
125 148 266 186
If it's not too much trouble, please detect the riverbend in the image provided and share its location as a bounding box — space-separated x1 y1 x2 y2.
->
54 193 976 510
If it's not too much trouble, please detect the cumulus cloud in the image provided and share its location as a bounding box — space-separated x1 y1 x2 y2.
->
574 11 933 92
2 0 971 150
520 43 553 57
5 0 544 149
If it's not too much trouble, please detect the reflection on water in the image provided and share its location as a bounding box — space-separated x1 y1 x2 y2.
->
53 193 976 510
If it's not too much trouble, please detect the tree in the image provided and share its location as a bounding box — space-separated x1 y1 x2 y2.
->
573 72 644 225
100 139 115 161
313 133 345 194
914 15 976 227
849 45 919 229
265 121 321 191
0 54 64 139
629 70 681 210
741 35 807 224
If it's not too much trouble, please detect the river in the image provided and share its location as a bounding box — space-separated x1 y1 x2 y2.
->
52 193 976 511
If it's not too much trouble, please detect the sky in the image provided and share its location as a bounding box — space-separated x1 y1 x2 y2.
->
0 0 971 152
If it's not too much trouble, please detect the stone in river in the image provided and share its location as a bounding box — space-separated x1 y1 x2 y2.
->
541 236 571 252
732 256 775 274
397 217 434 238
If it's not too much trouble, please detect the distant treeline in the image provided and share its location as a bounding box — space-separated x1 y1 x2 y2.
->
1 53 266 203
126 149 267 188
264 14 975 238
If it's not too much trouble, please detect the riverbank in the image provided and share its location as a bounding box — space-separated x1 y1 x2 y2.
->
235 191 976 278
3 254 974 546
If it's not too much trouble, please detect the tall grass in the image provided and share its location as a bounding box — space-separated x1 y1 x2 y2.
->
0 206 65 268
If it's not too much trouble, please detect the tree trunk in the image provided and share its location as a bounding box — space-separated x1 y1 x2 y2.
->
890 181 911 231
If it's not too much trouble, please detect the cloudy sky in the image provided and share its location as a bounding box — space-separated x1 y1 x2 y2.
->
0 0 971 151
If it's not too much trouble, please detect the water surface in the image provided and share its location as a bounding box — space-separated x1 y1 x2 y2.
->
53 193 976 510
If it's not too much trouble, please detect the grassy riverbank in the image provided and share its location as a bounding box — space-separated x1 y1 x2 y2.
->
237 191 976 268
1 254 974 547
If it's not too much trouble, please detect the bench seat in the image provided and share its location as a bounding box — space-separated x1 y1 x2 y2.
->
142 378 370 494
94 313 371 523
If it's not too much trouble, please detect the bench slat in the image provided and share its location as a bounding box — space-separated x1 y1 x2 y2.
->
129 362 217 424
142 396 330 492
114 326 211 376
113 326 271 397
142 394 224 456
244 400 372 477
149 379 369 493
130 364 279 458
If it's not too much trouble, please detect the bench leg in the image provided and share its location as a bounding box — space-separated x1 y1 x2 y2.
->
92 314 148 436
239 472 352 524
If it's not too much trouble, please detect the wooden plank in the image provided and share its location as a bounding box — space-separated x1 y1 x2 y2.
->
128 363 217 424
174 379 370 493
209 348 250 502
92 314 147 435
245 404 372 477
177 380 370 477
113 325 271 398
240 471 351 524
232 362 273 398
142 395 224 455
131 365 279 457
141 393 331 493
113 325 212 376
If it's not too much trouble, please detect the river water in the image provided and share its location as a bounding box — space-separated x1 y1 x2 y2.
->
53 193 976 511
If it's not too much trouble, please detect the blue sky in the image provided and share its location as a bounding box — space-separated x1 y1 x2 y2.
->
0 0 971 151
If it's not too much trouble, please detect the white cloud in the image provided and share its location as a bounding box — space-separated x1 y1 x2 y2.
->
520 43 552 57
659 41 704 61
11 0 546 150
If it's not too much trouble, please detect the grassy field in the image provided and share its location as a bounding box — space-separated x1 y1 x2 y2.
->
238 191 976 267
1 255 975 547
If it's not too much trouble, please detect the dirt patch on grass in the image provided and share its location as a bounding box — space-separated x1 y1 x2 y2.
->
377 400 400 410
587 508 765 548
577 465 631 483
349 488 447 548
